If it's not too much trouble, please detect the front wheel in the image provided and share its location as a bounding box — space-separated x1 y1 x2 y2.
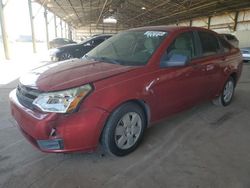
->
213 76 235 106
101 103 146 156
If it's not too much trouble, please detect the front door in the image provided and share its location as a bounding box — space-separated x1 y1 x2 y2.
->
150 31 209 120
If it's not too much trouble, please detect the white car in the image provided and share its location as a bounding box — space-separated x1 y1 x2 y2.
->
240 48 250 62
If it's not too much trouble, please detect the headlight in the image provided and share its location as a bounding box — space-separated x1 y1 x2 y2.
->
33 84 92 113
49 48 60 56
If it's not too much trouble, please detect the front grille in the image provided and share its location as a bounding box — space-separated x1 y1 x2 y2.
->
16 84 41 109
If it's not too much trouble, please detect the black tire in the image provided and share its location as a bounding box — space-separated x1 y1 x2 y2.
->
101 102 146 156
212 76 235 106
59 52 73 61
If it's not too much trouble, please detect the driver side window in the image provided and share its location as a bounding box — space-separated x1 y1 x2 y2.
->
160 32 196 67
167 32 196 59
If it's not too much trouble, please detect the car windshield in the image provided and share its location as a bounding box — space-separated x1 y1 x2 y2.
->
85 30 168 66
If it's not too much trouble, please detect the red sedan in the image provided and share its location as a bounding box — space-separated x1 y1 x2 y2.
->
10 26 243 156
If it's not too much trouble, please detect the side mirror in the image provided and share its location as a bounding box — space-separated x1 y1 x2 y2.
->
160 53 189 68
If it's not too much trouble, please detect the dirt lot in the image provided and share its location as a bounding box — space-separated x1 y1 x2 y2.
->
0 64 250 188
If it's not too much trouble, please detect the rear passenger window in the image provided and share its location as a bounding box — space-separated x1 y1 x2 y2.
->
219 37 231 53
198 32 220 56
225 34 236 40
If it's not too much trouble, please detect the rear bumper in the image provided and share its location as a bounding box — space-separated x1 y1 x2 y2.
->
9 89 109 153
242 58 250 61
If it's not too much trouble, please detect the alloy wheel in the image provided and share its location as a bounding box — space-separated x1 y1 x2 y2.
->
114 112 142 150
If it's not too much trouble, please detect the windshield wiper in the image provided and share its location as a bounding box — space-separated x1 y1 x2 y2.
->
84 55 121 65
96 57 121 65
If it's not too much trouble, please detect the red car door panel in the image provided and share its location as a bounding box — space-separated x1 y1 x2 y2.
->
148 64 207 121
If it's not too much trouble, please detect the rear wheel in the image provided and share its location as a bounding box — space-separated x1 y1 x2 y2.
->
101 103 146 156
213 76 235 106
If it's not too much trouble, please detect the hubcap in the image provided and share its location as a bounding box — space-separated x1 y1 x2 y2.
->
114 112 142 150
223 80 234 103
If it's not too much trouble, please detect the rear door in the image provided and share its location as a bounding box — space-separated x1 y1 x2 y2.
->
193 31 225 99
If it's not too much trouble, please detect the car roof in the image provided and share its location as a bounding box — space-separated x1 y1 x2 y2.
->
53 38 67 40
241 47 250 50
128 25 215 33
92 34 112 38
220 33 234 36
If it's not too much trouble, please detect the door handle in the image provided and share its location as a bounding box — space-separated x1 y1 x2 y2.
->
191 63 207 71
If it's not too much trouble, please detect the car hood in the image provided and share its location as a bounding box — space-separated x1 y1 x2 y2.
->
19 59 137 91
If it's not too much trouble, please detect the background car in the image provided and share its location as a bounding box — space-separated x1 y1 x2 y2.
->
49 34 112 61
220 33 239 48
49 38 76 49
240 47 250 62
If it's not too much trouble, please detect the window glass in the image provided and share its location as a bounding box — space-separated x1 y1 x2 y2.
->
225 34 236 40
93 38 105 45
166 32 196 59
58 39 65 44
86 31 168 66
198 32 220 56
219 37 231 53
63 39 70 42
241 50 250 54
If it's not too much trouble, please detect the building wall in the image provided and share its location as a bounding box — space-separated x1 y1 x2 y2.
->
235 31 250 48
236 10 250 47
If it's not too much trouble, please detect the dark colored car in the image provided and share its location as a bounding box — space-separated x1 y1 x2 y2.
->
10 26 243 156
220 33 239 48
240 47 250 62
49 38 76 49
49 34 112 61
